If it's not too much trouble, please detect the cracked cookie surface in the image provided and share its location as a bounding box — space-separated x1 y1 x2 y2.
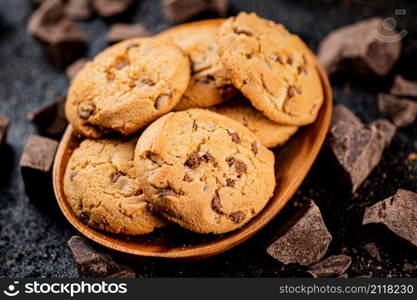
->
158 19 237 111
64 137 167 235
218 12 323 126
135 109 275 234
66 37 190 138
211 97 298 148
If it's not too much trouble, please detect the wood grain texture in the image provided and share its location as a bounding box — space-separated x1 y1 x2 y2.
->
53 63 332 261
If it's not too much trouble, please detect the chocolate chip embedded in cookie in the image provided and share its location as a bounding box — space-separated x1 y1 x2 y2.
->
64 137 167 235
210 98 298 148
158 19 237 111
135 109 275 234
65 37 190 138
218 12 323 126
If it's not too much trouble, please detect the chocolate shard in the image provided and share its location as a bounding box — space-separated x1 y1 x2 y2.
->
377 93 417 127
163 0 229 23
106 23 150 44
318 17 401 76
91 0 134 18
390 75 417 98
326 120 386 193
363 189 417 247
27 96 68 138
27 0 87 68
363 243 381 262
369 119 396 147
307 255 352 278
65 58 88 80
64 0 92 20
331 104 362 128
267 201 332 266
68 236 136 278
0 115 11 147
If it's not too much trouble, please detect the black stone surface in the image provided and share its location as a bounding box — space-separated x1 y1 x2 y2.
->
0 0 416 278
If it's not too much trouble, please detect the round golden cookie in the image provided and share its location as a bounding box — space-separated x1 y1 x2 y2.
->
158 19 237 111
64 137 167 235
210 98 298 148
218 12 324 126
135 109 275 234
65 37 190 138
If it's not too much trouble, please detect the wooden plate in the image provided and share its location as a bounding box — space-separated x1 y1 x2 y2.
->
53 64 332 261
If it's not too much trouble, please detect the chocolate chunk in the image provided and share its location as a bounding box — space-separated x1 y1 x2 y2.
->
307 255 352 278
318 17 401 76
0 115 10 147
68 236 135 278
163 0 229 22
211 193 223 215
27 0 87 68
228 131 240 143
363 243 381 262
202 152 217 166
363 189 417 247
91 0 134 18
229 211 246 224
326 120 386 193
185 151 201 169
225 156 235 167
369 119 396 147
390 75 417 98
64 0 92 20
287 85 300 98
234 159 247 177
65 58 88 80
27 96 68 138
226 178 235 187
267 201 332 266
106 23 150 44
251 142 258 155
331 105 362 128
377 93 417 127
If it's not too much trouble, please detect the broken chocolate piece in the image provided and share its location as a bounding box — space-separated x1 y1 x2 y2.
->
369 119 396 147
163 0 229 22
91 0 134 18
65 58 88 80
326 120 386 193
307 255 352 278
318 17 401 76
106 23 150 44
65 0 92 20
68 236 135 278
390 75 417 98
363 189 417 247
185 151 201 169
267 201 332 266
0 115 10 147
377 93 417 127
27 0 87 68
331 104 362 128
363 243 381 262
27 96 68 138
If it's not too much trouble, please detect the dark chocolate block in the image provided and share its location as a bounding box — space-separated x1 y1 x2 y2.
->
65 0 92 20
307 255 352 278
363 243 381 262
363 189 417 247
106 23 150 44
0 115 10 147
390 75 417 98
377 93 417 127
27 0 87 68
91 0 134 18
68 236 136 278
369 119 396 147
27 96 68 138
163 0 229 22
65 58 88 80
318 17 401 76
267 201 332 266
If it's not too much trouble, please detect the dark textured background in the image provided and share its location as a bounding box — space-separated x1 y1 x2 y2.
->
0 0 416 278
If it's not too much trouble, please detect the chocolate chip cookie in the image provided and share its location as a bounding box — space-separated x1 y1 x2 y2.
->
66 37 190 138
135 109 275 234
218 12 323 126
211 98 298 148
64 137 167 235
158 19 237 111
